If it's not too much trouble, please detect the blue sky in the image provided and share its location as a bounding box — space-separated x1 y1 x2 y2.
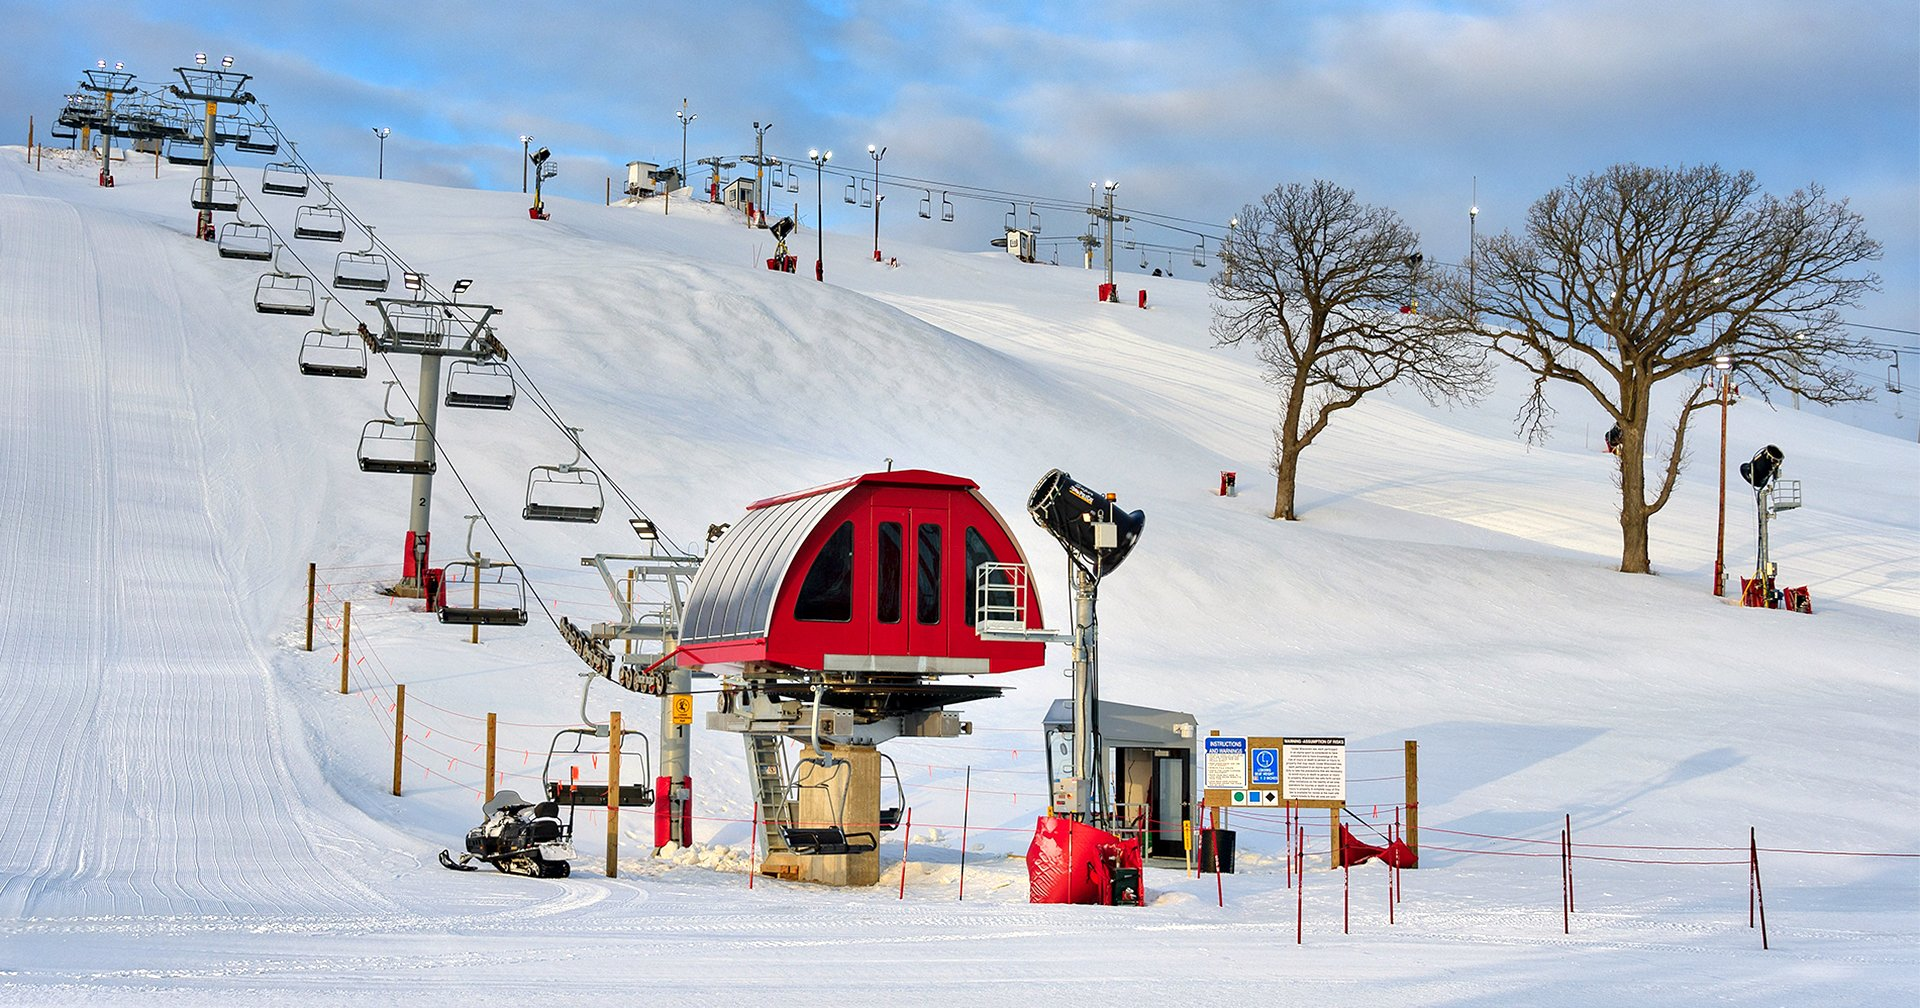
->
7 0 1916 340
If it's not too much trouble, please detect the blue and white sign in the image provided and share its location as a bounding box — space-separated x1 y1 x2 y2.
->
1204 736 1247 789
1250 747 1280 785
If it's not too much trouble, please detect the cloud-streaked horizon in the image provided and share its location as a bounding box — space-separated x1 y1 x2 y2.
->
5 0 1914 334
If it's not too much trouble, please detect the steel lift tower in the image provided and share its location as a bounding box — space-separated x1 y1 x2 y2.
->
79 63 137 187
170 55 253 240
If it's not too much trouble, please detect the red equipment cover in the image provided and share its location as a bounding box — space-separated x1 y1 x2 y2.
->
1027 816 1142 905
1340 825 1417 869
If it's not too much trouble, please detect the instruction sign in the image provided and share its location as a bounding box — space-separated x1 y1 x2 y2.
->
1250 746 1281 785
1281 737 1346 802
1204 736 1247 789
669 694 694 726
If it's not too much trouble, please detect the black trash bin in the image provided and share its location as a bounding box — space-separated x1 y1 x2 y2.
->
1199 828 1236 874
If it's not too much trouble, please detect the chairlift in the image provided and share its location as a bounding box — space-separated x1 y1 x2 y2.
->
50 122 78 142
438 557 529 626
1888 353 1903 395
164 137 210 166
262 160 308 198
859 181 873 209
297 298 368 379
843 180 857 205
254 247 316 316
216 220 273 260
1123 223 1135 251
212 114 249 145
293 203 346 242
918 191 933 220
332 226 389 291
877 752 906 832
769 163 785 190
234 123 278 156
940 191 955 222
189 175 241 212
522 426 604 523
542 726 654 808
1028 205 1041 234
444 359 516 410
357 381 435 474
1192 242 1207 268
1005 203 1016 230
785 169 800 194
1139 251 1149 270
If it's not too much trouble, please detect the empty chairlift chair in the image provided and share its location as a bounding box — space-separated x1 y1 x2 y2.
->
542 726 654 808
189 176 242 212
297 298 368 379
438 557 530 627
522 427 603 524
217 220 274 261
261 159 309 198
254 247 316 316
293 202 346 242
781 751 877 857
444 359 515 410
165 136 210 166
357 381 435 474
234 122 278 156
332 226 390 292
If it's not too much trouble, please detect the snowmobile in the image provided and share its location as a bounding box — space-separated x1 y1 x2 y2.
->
438 789 573 878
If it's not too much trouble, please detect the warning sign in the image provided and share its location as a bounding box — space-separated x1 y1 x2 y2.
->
1281 737 1346 802
670 694 694 726
1204 736 1247 788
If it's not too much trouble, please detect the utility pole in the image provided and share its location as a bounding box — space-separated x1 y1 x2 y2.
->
1468 177 1479 321
809 148 831 282
1713 354 1734 596
671 100 695 217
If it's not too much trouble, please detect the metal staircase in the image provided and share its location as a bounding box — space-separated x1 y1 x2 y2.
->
745 733 793 857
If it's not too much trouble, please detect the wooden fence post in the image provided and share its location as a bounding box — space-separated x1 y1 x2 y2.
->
391 684 406 796
339 601 352 694
1404 739 1419 864
1330 805 1343 869
470 563 481 645
305 563 317 651
484 712 497 802
606 711 622 877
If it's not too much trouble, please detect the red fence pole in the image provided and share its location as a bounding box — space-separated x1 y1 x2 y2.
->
749 806 758 890
1561 827 1571 934
1566 813 1576 913
1751 827 1770 950
898 809 912 900
1296 825 1305 944
958 768 971 902
1343 861 1350 934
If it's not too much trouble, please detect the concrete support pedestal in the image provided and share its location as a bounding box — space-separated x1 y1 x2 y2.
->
792 745 880 886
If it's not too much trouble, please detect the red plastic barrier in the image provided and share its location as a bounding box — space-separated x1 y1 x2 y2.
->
1027 816 1141 905
1098 282 1114 302
1340 824 1417 869
1137 289 1147 309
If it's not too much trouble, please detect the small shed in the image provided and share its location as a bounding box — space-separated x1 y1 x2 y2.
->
721 177 757 211
625 160 659 197
678 469 1047 675
1043 699 1197 862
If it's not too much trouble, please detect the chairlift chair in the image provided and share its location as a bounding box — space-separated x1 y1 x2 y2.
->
785 169 800 194
780 753 877 857
843 180 857 205
262 161 309 198
1192 242 1207 268
357 381 435 474
164 137 210 166
877 752 907 832
234 123 279 155
438 557 529 626
50 122 78 142
189 176 242 212
293 203 347 242
212 114 249 145
254 248 316 316
859 181 873 209
522 427 603 523
444 359 516 410
297 298 368 379
216 221 274 260
940 191 955 222
542 726 655 807
1888 354 1904 395
332 227 389 291
918 191 933 219
1028 205 1042 234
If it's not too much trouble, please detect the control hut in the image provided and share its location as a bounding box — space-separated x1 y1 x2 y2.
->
682 468 1047 885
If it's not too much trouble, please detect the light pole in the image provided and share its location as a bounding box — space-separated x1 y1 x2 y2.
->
372 127 390 179
1105 179 1121 299
808 148 831 282
752 121 773 224
519 134 533 193
1468 177 1479 322
676 100 695 195
1713 353 1735 597
867 143 886 261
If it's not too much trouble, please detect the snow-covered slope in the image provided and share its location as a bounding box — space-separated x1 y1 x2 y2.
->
0 146 1914 1005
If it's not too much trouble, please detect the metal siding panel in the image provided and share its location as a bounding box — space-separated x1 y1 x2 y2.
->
680 485 853 645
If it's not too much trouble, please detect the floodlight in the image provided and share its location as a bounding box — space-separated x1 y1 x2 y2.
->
1027 469 1145 576
97 60 107 69
451 278 473 295
530 146 550 165
808 147 818 159
630 518 658 540
195 52 207 65
222 55 233 68
1714 354 1733 371
1740 445 1784 489
115 62 124 71
403 271 424 291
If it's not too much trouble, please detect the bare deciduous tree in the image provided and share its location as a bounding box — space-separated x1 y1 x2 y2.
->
1429 163 1881 574
1213 180 1488 520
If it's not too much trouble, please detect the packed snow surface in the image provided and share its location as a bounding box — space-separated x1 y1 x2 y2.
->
0 146 1915 1005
